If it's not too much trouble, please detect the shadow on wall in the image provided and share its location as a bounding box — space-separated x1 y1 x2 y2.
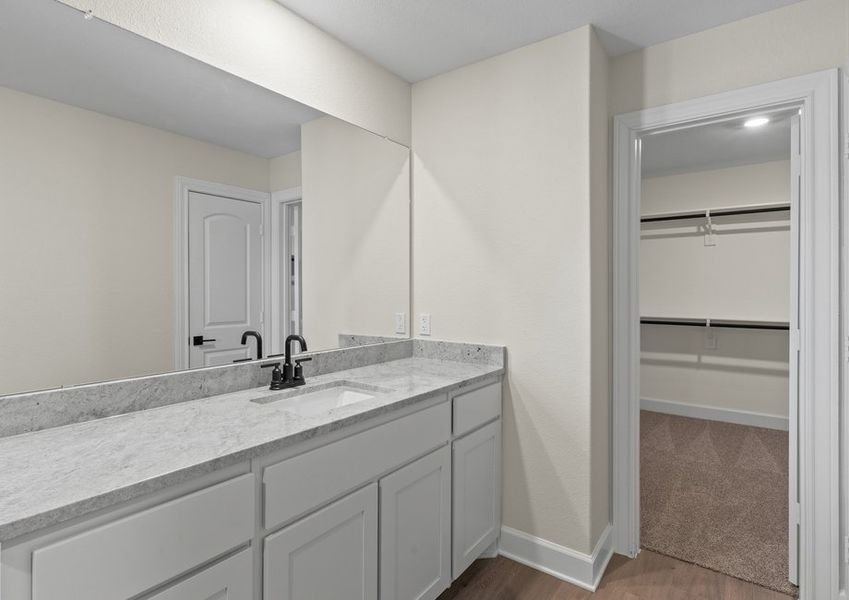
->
500 368 596 553
640 324 789 377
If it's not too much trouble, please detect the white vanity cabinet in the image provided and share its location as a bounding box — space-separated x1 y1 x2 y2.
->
1 377 502 600
264 484 378 600
450 382 502 579
379 446 451 600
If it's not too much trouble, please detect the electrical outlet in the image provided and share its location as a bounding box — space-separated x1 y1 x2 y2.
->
705 328 717 350
419 313 431 336
394 312 406 335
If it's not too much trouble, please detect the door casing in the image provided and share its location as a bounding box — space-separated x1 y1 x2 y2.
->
611 69 840 599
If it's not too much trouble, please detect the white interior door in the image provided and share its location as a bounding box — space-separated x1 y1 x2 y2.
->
188 191 263 368
788 113 800 586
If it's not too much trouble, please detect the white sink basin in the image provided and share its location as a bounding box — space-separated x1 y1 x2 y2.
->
250 380 390 417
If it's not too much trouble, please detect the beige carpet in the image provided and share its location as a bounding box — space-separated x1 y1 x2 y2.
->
640 410 796 597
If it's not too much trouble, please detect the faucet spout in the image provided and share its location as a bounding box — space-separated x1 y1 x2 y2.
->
240 330 264 360
283 335 308 384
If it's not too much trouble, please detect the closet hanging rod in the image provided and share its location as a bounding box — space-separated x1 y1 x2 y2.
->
640 317 790 331
640 202 790 223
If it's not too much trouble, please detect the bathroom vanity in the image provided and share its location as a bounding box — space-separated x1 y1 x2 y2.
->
0 341 504 600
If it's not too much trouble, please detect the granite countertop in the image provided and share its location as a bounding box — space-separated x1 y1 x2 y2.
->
0 357 502 542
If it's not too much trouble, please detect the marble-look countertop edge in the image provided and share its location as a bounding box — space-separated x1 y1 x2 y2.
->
0 362 503 543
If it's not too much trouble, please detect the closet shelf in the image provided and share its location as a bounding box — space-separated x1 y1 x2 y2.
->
640 317 790 331
640 202 790 224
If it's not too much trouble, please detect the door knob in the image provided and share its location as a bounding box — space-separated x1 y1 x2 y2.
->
192 335 216 346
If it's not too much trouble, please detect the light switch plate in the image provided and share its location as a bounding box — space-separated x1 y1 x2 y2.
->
419 313 431 336
394 312 406 334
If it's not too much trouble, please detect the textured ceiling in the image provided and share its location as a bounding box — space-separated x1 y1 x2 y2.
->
641 110 794 178
1 0 323 158
274 0 800 82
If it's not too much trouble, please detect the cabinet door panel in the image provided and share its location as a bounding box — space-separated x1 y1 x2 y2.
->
452 420 501 579
148 548 252 600
380 446 451 600
264 484 377 600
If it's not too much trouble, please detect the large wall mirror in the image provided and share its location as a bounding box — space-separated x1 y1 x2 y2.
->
0 0 411 397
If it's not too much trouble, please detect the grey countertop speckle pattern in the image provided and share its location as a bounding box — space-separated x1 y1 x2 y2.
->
0 340 414 439
0 357 502 543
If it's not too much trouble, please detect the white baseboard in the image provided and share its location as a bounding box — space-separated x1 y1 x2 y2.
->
498 524 613 591
641 397 788 431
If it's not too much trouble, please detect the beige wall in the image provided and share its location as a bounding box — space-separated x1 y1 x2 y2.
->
640 161 790 418
610 0 849 115
413 25 608 554
0 86 269 395
301 116 410 350
269 150 302 191
58 0 412 145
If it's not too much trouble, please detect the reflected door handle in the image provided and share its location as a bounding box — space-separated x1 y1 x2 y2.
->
192 335 216 346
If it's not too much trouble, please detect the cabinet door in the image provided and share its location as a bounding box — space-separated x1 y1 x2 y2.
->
380 446 451 600
452 420 501 579
148 548 252 600
264 484 378 600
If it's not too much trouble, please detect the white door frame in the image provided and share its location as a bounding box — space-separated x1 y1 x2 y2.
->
270 187 302 356
173 177 271 370
612 69 839 599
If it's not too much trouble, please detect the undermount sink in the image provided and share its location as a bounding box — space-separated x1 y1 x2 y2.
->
250 380 391 417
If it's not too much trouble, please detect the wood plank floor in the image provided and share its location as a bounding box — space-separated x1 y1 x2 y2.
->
437 551 792 599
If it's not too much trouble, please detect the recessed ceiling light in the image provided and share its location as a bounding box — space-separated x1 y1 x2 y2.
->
743 116 770 128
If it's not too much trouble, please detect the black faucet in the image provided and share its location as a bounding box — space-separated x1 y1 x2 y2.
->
282 334 310 386
240 330 263 360
264 335 311 389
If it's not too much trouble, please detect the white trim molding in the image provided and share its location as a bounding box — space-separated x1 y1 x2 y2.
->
173 177 271 370
270 187 303 356
498 525 613 592
613 70 840 600
641 398 789 431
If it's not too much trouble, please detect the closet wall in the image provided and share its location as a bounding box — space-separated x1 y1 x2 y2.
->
640 160 790 423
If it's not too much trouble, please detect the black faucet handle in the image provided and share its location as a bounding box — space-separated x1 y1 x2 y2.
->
262 362 286 390
293 356 312 382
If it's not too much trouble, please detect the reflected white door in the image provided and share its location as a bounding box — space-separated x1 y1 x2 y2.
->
788 113 800 586
286 201 303 337
188 191 263 368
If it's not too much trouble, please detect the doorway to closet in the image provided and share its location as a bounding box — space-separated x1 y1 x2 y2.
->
611 70 839 600
638 109 798 596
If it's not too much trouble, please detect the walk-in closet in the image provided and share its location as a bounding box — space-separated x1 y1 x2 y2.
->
639 110 797 596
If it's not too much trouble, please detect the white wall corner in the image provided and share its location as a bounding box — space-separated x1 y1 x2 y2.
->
498 524 613 591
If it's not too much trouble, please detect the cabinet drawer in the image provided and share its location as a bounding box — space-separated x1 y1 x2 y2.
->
264 400 450 530
32 474 254 600
452 381 501 436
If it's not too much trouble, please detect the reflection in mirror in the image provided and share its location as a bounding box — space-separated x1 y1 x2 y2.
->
0 0 410 396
